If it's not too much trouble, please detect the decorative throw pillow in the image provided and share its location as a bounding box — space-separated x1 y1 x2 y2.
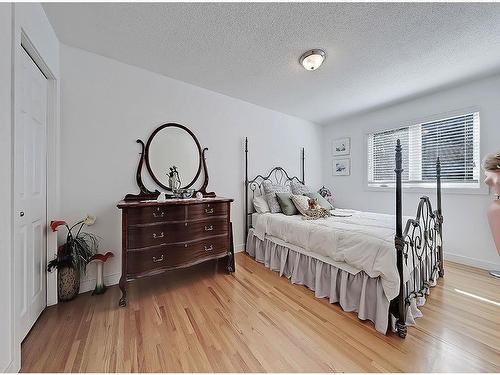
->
276 193 298 216
291 180 312 195
290 194 310 216
305 192 334 210
318 186 335 207
262 180 290 213
253 196 270 213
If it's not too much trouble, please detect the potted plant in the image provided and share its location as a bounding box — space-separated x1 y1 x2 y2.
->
47 215 98 302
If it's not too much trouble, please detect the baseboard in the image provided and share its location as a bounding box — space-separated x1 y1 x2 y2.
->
445 252 500 270
234 243 245 253
6 354 20 373
79 272 121 294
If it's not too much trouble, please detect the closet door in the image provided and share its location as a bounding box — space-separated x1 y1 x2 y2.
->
14 47 48 341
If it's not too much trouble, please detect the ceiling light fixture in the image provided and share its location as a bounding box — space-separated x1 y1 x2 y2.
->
299 49 326 71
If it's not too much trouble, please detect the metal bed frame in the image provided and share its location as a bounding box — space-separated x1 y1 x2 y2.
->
244 137 444 338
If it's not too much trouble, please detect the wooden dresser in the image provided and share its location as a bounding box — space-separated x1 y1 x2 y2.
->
117 197 234 306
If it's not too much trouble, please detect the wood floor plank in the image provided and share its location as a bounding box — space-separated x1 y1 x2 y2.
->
21 254 500 372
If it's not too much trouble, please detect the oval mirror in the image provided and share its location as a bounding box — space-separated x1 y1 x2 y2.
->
145 123 202 191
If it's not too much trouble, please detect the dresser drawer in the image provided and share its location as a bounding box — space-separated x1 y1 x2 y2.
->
188 202 229 220
168 236 229 268
127 205 185 225
127 218 229 249
185 218 229 240
126 236 229 275
127 246 170 275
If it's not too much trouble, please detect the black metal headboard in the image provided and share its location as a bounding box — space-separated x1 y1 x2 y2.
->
244 137 305 242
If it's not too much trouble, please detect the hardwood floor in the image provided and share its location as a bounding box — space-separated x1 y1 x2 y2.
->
22 253 500 372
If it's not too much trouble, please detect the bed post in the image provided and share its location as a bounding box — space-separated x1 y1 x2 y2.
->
301 147 305 184
245 137 249 248
394 139 407 338
436 157 444 277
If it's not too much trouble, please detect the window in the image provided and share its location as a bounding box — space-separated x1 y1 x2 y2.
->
367 112 480 189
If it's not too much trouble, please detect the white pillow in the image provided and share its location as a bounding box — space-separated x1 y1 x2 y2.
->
291 180 312 195
253 196 270 213
262 180 290 213
290 194 310 216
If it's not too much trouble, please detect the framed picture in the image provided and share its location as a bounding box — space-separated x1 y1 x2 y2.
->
332 137 350 156
333 158 351 176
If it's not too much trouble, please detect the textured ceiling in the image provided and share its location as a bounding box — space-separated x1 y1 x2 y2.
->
43 3 500 124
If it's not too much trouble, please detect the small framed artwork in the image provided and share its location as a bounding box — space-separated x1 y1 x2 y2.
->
333 158 351 176
332 137 350 156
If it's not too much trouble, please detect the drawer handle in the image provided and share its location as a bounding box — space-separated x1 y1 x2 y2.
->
204 225 214 231
153 232 164 239
152 254 164 263
205 208 214 214
204 245 213 251
153 211 165 218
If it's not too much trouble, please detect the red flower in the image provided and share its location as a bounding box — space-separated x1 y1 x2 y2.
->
50 220 67 232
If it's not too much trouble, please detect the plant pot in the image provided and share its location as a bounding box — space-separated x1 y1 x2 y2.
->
58 265 80 302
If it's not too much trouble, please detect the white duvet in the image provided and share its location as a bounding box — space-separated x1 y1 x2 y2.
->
254 209 411 300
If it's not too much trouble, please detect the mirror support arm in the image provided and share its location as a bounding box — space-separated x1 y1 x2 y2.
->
198 147 215 198
124 139 160 201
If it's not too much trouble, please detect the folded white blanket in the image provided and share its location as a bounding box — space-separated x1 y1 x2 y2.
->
254 209 411 300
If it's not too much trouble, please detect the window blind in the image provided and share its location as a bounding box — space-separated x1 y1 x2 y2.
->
367 112 480 188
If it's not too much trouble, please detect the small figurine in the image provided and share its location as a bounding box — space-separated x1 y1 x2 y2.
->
168 166 181 190
483 152 500 278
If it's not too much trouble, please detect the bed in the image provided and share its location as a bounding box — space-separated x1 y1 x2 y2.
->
244 138 444 338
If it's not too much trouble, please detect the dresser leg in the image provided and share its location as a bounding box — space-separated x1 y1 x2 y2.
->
118 276 127 307
227 252 234 273
227 222 235 273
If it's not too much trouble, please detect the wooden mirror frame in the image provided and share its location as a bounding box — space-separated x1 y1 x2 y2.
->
124 123 215 201
145 123 202 191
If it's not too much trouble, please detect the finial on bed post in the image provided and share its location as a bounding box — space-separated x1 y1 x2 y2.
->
301 147 305 184
436 156 444 277
394 139 407 338
245 137 249 248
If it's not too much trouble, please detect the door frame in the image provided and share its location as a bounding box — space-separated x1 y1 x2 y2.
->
18 30 59 309
11 28 59 365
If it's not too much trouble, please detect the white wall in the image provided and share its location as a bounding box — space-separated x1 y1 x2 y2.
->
0 4 14 372
322 74 500 270
59 44 323 292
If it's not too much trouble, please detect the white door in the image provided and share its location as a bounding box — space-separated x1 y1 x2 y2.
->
14 47 48 341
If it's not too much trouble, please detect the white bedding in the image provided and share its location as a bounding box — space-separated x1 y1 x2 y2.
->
251 212 261 228
253 209 412 300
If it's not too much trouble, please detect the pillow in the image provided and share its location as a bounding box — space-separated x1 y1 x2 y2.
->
262 181 291 213
318 186 335 207
290 194 310 216
252 196 270 214
305 192 334 210
276 193 298 216
290 180 312 195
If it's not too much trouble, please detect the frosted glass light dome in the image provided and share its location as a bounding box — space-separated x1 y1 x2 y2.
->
299 49 326 71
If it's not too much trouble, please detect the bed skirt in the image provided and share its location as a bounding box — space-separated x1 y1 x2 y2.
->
246 229 391 334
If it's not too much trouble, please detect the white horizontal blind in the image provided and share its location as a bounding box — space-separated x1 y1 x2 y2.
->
367 112 480 187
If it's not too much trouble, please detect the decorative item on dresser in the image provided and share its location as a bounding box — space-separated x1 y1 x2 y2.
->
118 123 234 307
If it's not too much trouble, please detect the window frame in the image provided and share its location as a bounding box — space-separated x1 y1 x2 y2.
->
363 108 488 195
